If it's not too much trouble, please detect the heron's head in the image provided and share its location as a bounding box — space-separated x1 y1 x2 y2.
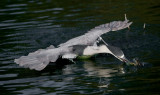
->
97 45 139 66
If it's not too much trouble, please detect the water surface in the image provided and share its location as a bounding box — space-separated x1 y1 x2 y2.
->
0 0 160 95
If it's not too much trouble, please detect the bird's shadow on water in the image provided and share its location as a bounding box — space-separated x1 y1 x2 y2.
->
16 58 73 78
40 58 74 73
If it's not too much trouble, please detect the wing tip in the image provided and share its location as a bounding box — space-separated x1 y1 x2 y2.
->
14 55 49 71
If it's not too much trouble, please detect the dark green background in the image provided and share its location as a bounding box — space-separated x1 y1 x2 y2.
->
0 0 160 95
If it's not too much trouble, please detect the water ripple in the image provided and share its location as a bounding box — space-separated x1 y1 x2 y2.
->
0 8 26 12
0 74 17 78
6 4 27 7
31 8 63 13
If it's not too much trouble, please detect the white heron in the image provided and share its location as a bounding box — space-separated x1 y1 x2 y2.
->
14 15 133 71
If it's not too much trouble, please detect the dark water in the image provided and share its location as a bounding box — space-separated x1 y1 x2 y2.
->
0 0 160 95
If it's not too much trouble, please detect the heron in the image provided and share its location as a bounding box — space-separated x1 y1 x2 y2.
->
14 15 134 71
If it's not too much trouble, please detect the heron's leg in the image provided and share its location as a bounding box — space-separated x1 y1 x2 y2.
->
62 54 77 64
68 59 76 64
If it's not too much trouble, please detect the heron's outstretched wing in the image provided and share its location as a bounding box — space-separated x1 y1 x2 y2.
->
58 20 132 47
14 46 71 71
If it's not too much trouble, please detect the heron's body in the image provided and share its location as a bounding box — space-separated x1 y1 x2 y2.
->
14 16 133 71
76 45 113 59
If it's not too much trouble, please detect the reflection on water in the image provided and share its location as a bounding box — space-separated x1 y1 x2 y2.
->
83 60 120 89
84 60 118 78
0 0 160 94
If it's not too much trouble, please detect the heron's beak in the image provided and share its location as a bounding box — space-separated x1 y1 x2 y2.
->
119 57 129 63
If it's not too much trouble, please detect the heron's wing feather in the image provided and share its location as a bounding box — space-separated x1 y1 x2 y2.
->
87 20 132 34
46 45 55 49
14 48 61 71
58 20 132 47
62 53 77 59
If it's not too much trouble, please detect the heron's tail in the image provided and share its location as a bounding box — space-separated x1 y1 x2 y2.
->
14 45 60 71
